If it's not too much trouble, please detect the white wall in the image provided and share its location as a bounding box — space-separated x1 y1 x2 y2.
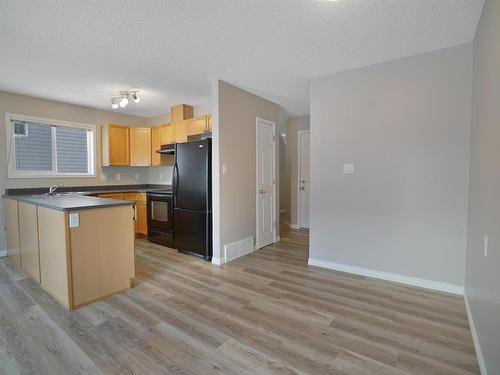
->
284 115 310 226
213 80 281 263
466 0 500 373
309 44 473 289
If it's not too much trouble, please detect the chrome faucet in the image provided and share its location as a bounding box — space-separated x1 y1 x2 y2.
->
49 184 63 195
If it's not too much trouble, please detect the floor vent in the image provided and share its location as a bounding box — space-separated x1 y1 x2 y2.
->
224 236 254 262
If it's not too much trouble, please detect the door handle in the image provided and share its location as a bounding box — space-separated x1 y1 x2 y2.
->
259 189 266 194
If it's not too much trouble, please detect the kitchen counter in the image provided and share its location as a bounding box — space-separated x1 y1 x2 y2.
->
3 193 136 310
4 184 171 197
3 194 134 212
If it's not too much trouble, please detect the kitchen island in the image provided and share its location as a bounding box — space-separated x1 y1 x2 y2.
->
3 194 135 310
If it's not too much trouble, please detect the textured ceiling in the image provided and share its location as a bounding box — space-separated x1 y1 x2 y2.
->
0 0 484 117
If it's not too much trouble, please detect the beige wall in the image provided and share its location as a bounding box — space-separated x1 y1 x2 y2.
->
214 80 281 263
466 0 500 373
310 44 472 288
0 91 150 250
284 115 310 225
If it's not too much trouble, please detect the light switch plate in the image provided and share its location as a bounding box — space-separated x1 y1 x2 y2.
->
343 163 354 174
69 213 80 228
222 164 228 175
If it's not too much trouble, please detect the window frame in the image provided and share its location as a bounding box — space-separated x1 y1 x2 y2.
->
6 113 97 178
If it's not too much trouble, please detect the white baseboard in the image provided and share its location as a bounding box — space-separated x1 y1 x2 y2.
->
0 250 6 258
307 258 464 295
211 257 225 265
222 236 254 263
275 236 281 242
288 223 300 229
464 293 488 375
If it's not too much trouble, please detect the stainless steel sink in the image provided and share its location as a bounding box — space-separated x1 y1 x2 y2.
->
30 192 87 197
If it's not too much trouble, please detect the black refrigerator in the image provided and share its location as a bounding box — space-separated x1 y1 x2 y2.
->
173 139 212 261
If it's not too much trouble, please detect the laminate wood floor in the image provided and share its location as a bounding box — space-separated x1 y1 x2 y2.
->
0 225 479 374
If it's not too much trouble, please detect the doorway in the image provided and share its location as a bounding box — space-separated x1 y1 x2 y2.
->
256 118 277 249
298 130 310 228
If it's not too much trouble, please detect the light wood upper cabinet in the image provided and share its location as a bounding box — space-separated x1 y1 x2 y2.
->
102 124 130 166
18 202 41 283
174 120 188 143
171 104 193 123
207 115 212 132
4 198 20 268
187 116 208 136
130 127 151 166
151 126 162 166
160 124 173 144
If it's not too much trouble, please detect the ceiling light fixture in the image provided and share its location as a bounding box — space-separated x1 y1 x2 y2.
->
110 90 141 109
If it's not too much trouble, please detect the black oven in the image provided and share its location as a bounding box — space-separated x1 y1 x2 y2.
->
147 191 174 247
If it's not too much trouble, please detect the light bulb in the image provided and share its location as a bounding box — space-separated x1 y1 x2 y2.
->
111 102 119 109
119 97 129 108
132 93 141 103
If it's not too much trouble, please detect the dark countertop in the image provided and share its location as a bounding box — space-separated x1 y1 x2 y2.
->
2 184 172 212
4 184 171 196
3 194 135 212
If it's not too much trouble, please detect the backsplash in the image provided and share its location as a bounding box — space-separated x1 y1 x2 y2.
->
148 166 174 185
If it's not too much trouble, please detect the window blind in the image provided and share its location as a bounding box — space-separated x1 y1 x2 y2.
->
14 122 52 171
56 126 90 173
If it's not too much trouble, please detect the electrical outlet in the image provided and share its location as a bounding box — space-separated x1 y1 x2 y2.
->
159 173 163 180
69 213 79 228
134 173 139 180
343 163 354 174
484 235 488 257
116 173 121 181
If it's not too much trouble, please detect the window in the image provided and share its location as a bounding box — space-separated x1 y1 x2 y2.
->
6 114 96 177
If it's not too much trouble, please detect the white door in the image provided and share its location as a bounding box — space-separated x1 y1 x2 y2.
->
256 119 276 249
298 131 310 228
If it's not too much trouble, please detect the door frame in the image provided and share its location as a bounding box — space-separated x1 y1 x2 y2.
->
255 117 277 249
297 130 310 229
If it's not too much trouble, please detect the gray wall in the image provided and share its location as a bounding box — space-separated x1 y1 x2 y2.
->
310 44 472 287
466 0 500 373
214 81 281 262
284 115 310 225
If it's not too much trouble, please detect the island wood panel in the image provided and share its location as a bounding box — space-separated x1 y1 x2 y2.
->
4 198 21 268
130 127 151 166
69 206 135 307
18 202 40 282
37 207 72 308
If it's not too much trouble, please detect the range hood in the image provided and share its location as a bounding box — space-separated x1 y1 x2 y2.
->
156 144 175 154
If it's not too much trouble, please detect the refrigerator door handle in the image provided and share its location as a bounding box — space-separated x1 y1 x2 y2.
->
173 163 179 196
